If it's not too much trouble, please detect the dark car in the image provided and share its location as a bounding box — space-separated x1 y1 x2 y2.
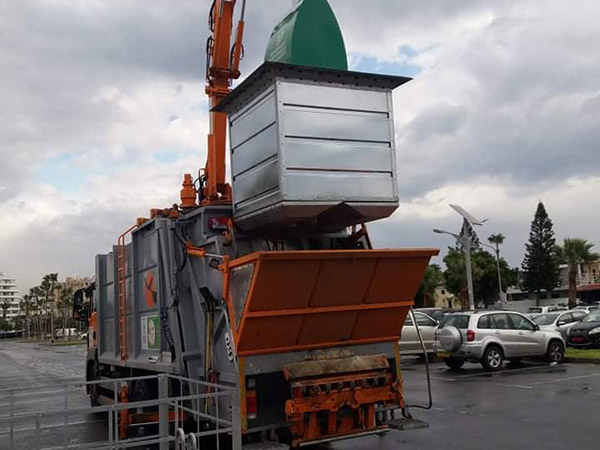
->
567 310 600 348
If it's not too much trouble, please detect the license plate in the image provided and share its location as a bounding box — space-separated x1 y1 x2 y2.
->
437 350 450 358
572 337 587 343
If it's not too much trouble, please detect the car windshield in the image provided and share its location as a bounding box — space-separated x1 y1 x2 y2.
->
533 313 559 325
582 311 600 323
528 307 542 313
439 314 470 329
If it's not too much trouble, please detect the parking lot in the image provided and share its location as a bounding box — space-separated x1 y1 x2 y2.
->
0 341 599 450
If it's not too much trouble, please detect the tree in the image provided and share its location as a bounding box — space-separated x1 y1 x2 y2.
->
40 273 59 340
57 286 74 340
444 247 519 308
488 233 506 302
555 238 598 308
20 295 33 339
1 300 10 320
521 202 559 305
415 264 444 308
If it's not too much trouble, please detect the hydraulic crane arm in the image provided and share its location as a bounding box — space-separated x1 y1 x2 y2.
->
203 0 246 204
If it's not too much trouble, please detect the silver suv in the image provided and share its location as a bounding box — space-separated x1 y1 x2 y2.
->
434 311 565 371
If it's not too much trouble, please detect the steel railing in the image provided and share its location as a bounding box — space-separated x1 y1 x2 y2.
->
0 373 241 450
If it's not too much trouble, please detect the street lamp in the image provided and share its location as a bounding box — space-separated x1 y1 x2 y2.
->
434 205 487 311
480 241 506 309
434 225 477 310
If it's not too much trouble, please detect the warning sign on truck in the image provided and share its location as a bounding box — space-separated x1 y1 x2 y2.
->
141 314 160 350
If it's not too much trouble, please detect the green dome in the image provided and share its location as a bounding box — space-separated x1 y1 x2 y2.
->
264 0 348 71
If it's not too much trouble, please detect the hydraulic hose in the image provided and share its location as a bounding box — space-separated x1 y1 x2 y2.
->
402 307 433 416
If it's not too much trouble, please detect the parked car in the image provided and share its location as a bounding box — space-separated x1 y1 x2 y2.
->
434 311 565 371
567 310 600 348
414 308 450 322
572 306 600 313
399 312 438 355
532 310 588 339
527 306 567 314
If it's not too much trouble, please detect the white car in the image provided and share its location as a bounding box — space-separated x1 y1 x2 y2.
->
526 306 567 314
532 310 587 339
435 311 565 371
399 312 438 355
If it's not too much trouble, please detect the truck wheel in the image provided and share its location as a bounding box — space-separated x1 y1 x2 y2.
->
444 357 465 371
547 340 564 364
481 345 504 372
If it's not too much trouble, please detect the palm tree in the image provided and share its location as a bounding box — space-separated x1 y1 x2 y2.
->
41 273 59 340
57 286 73 340
488 234 506 304
20 295 33 339
555 239 598 308
29 286 44 339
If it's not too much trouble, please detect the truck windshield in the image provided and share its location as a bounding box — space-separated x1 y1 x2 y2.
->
533 313 559 325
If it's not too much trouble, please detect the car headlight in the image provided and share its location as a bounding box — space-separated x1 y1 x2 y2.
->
589 327 600 335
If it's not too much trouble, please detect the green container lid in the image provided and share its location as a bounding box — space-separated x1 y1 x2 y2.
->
264 0 348 71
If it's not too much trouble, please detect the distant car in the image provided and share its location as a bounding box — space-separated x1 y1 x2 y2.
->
414 308 455 322
532 310 587 339
572 306 600 313
399 312 438 355
527 306 567 314
567 310 600 348
434 311 565 371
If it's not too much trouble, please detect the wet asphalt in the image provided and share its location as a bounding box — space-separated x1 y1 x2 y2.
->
1 341 599 450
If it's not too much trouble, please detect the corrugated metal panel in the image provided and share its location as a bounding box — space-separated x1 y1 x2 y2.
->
225 69 402 232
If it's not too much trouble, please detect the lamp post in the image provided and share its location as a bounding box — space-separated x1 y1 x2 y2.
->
481 241 506 309
434 222 477 310
434 204 487 311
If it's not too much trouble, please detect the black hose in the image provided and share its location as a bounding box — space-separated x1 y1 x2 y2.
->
402 307 433 415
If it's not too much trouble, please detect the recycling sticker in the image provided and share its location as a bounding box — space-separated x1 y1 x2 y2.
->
141 315 160 350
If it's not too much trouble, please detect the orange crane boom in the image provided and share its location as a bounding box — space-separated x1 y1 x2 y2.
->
202 0 246 204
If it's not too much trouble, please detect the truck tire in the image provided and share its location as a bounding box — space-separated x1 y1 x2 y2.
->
546 340 564 364
444 357 465 371
481 345 504 372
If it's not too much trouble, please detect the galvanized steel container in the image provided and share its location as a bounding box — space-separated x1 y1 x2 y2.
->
215 62 411 233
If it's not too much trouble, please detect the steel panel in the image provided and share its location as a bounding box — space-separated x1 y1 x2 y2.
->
278 81 390 112
232 124 279 176
230 91 276 150
233 158 280 205
283 140 392 172
284 170 395 201
281 108 390 142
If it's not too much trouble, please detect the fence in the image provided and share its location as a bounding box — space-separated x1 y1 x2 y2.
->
0 373 241 450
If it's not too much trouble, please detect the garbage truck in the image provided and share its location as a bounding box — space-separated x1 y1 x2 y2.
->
80 0 438 447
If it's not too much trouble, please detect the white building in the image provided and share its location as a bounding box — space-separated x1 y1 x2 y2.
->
0 272 21 321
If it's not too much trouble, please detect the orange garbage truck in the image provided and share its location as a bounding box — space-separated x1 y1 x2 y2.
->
81 0 438 447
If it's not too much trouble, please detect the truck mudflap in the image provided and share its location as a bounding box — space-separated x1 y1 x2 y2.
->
282 354 401 447
220 249 438 357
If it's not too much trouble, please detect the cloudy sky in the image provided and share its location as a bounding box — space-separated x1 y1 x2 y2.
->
1 0 599 294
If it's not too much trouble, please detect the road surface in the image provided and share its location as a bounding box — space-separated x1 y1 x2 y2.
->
1 341 599 449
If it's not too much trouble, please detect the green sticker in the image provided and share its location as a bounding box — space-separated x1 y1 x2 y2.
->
142 315 160 350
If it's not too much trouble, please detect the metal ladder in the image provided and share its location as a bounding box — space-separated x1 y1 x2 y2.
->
117 225 136 360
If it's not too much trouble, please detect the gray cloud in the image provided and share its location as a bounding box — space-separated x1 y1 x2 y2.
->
1 1 599 292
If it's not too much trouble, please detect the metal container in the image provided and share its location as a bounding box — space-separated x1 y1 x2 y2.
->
215 62 411 233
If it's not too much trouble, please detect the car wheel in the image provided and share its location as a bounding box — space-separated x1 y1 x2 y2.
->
481 345 504 372
547 340 565 364
444 357 466 371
